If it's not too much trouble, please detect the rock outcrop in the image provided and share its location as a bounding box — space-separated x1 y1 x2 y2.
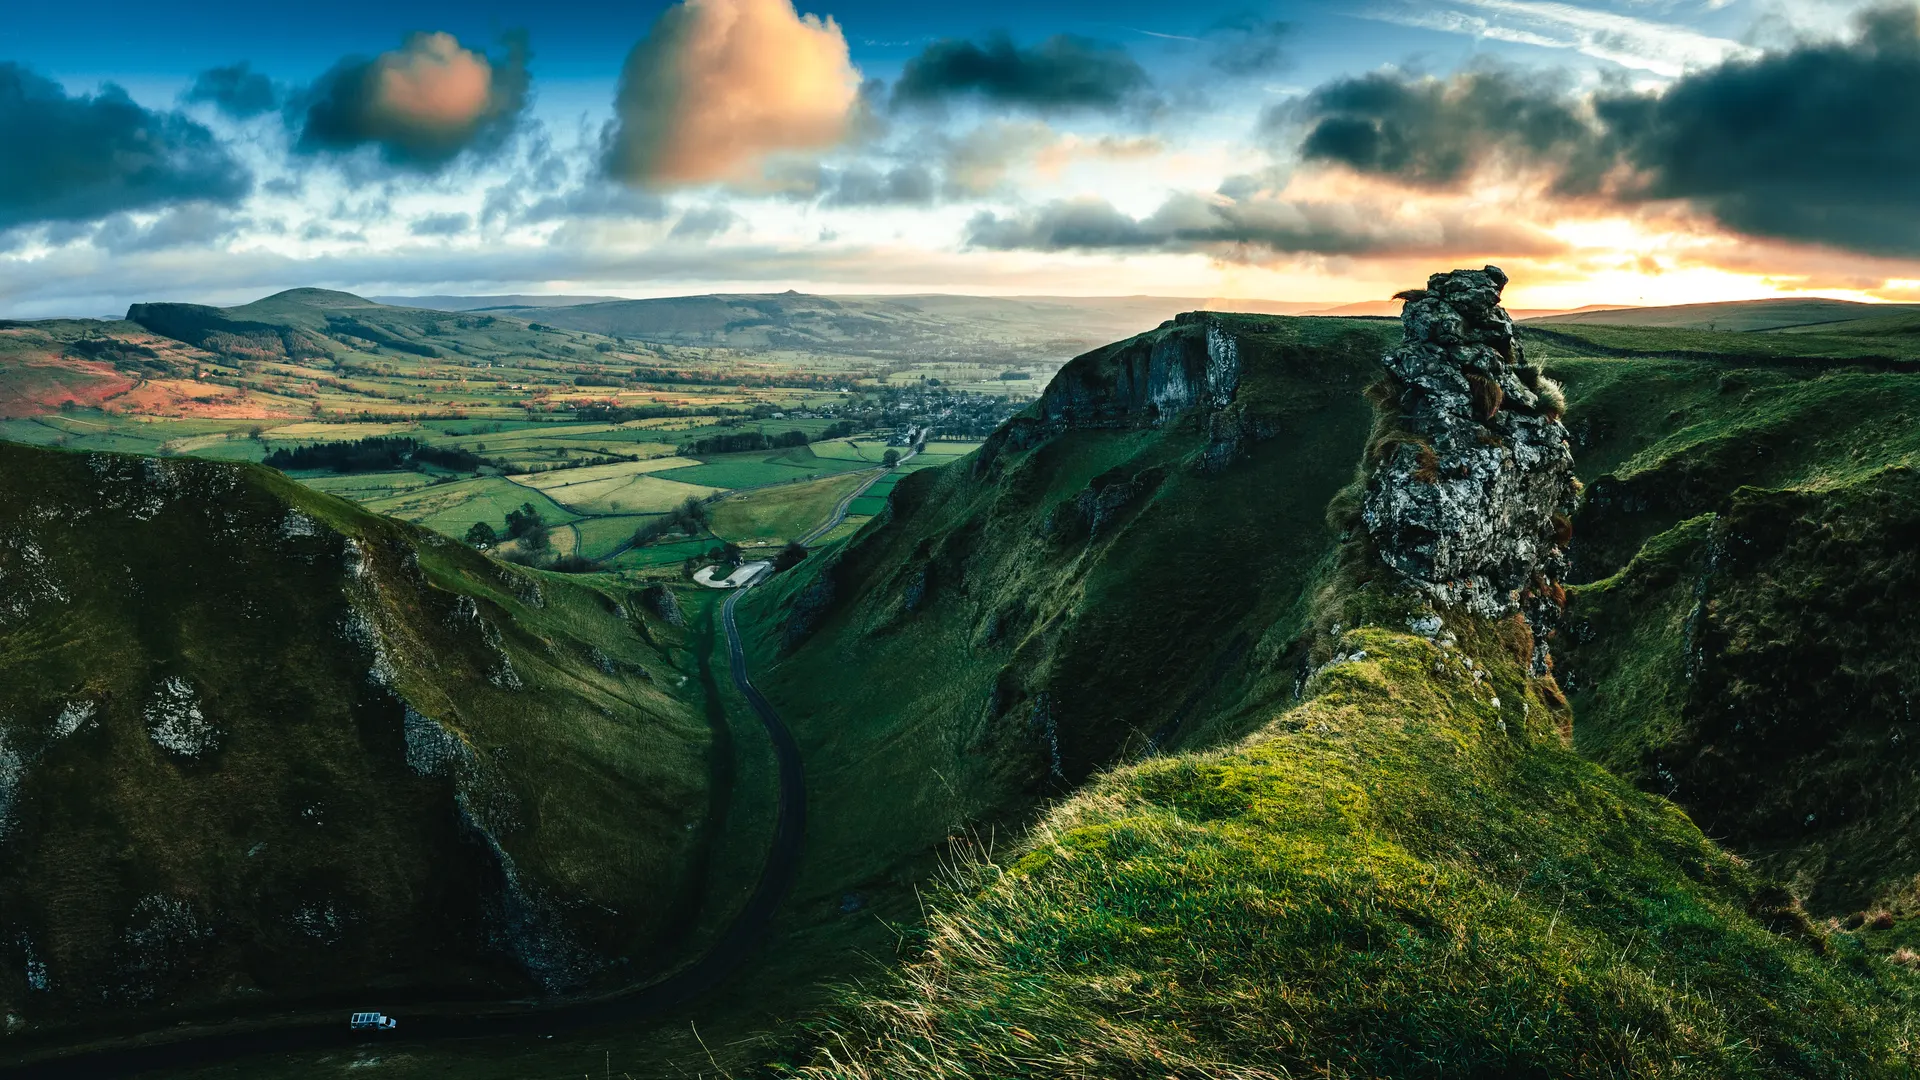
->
1363 266 1576 623
1036 314 1241 429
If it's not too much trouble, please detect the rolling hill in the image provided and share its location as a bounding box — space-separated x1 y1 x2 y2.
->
463 293 1325 364
371 295 631 311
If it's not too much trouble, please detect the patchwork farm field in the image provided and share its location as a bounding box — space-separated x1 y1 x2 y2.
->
354 475 583 537
0 289 1020 573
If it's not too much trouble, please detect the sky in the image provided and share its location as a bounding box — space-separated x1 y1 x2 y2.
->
1 0 1914 316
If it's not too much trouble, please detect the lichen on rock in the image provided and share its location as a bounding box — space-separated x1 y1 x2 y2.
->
1362 266 1576 622
144 676 221 758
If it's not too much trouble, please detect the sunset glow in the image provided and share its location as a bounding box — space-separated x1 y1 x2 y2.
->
2 0 1917 314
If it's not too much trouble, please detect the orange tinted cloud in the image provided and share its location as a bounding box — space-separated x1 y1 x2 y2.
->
604 0 862 187
372 33 495 132
298 32 529 168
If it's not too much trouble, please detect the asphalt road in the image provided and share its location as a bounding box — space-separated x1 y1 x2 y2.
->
2 577 807 1078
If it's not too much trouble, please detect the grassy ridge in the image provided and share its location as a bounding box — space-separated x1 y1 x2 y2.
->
772 615 1919 1077
0 444 715 1036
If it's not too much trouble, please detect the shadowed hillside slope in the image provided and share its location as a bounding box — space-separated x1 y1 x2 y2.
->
0 445 714 1040
1549 350 1920 918
735 313 1397 904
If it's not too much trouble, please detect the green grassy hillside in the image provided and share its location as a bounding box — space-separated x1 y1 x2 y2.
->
1549 347 1920 918
0 444 716 1039
12 300 1920 1078
772 618 1919 1078
733 315 1395 918
752 320 1920 1075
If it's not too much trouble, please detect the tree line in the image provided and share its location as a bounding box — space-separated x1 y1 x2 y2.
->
264 436 485 474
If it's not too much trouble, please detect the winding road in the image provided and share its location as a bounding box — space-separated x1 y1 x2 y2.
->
796 446 915 547
0 442 921 1077
4 582 807 1078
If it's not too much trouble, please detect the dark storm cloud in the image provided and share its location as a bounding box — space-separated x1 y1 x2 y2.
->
0 63 251 231
1288 5 1920 257
965 192 1563 260
892 33 1151 113
1290 67 1597 189
184 63 279 118
1596 5 1920 256
295 31 531 171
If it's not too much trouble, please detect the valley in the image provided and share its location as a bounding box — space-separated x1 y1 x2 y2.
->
5 280 1920 1077
0 289 1014 572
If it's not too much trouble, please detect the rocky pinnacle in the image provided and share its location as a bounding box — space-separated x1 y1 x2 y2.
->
1362 266 1577 630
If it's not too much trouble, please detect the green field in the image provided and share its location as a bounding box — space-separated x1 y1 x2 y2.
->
603 537 717 570
566 513 659 560
845 470 905 517
355 475 582 537
291 469 440 499
0 289 1031 572
652 446 872 489
516 460 721 515
710 470 877 545
0 409 957 573
809 438 900 463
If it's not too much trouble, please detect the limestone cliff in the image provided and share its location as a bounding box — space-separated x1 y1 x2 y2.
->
1034 313 1241 429
1362 266 1576 625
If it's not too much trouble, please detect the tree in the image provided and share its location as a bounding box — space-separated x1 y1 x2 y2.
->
504 502 550 551
504 502 545 539
882 449 901 467
773 541 809 572
465 522 498 549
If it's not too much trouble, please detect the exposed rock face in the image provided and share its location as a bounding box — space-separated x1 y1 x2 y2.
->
1363 266 1576 622
1036 313 1241 429
640 583 684 627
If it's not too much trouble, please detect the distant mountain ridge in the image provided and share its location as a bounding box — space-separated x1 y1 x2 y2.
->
449 293 1324 364
372 294 632 311
1524 296 1920 332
